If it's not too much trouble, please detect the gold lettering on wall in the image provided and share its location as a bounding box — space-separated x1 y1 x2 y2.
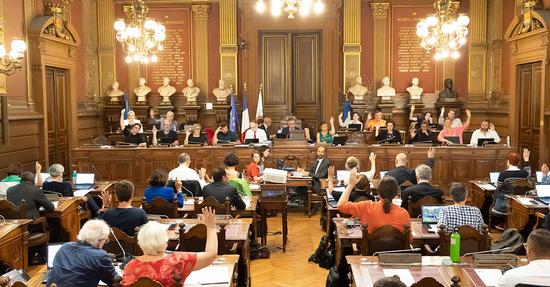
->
396 23 430 73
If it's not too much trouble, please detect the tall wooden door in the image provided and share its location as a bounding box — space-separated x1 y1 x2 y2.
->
517 62 541 166
260 31 321 131
45 67 69 169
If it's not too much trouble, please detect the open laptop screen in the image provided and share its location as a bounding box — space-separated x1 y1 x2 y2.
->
421 205 443 224
536 185 550 198
536 171 543 183
75 173 95 184
489 172 500 184
47 244 63 268
336 170 350 182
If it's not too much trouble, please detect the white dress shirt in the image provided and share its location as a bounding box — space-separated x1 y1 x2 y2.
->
244 128 268 143
168 164 206 187
497 259 550 287
469 128 501 146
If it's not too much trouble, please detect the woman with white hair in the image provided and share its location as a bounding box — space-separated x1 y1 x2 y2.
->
41 163 73 197
47 220 118 286
122 207 218 286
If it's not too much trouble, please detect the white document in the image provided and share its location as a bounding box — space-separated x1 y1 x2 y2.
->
474 268 502 286
185 265 230 285
249 183 260 190
52 201 59 208
479 184 497 191
73 189 91 197
242 197 252 209
383 269 415 286
517 197 536 205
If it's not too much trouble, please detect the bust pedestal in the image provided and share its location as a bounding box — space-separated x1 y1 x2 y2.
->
213 103 230 124
182 104 201 124
157 104 175 119
377 99 395 119
147 93 162 108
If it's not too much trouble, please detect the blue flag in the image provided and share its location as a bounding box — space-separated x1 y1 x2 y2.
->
229 92 238 133
342 98 351 122
123 92 131 120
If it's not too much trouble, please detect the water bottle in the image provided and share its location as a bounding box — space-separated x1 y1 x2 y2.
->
72 170 77 185
450 229 461 263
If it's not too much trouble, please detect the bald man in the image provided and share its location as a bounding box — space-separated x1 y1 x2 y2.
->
386 147 436 185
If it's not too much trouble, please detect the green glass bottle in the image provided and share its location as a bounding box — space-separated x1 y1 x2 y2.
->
450 229 461 263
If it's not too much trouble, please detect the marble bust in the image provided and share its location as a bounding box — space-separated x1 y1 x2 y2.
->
182 79 200 104
107 81 124 102
157 77 176 103
212 79 232 102
407 77 423 100
348 76 368 102
134 77 151 102
377 76 396 100
438 78 459 101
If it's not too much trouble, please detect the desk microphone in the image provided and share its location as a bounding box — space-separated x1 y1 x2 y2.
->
372 248 421 256
91 163 102 185
43 190 63 197
110 228 134 268
461 247 514 258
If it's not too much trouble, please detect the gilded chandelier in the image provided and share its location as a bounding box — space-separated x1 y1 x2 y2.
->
114 0 166 64
255 0 325 19
416 0 470 60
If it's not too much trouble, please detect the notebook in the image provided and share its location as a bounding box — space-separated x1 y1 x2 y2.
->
421 205 444 233
42 243 64 283
536 185 550 205
73 173 95 190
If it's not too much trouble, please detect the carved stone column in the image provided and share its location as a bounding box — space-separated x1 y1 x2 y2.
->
487 0 503 99
219 0 238 95
84 0 100 110
343 0 361 92
192 4 211 101
467 0 488 104
370 2 390 86
97 0 116 102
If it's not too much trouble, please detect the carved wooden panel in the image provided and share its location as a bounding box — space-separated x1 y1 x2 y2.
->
261 33 290 125
46 67 70 169
518 62 541 165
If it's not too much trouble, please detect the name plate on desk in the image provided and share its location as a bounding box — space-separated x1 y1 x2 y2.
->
378 253 422 265
473 254 517 267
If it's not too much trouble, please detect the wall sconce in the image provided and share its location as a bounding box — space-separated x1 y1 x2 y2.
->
239 39 246 50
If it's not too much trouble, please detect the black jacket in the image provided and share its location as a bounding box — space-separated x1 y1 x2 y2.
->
401 182 444 210
375 129 402 144
386 158 435 186
203 181 246 210
7 182 55 219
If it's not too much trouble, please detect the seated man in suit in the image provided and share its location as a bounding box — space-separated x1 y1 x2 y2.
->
212 121 240 145
98 180 148 236
400 164 443 211
278 116 311 141
203 167 246 211
7 171 55 220
243 121 268 143
497 229 550 287
298 146 331 195
437 182 484 233
47 220 119 287
386 147 436 185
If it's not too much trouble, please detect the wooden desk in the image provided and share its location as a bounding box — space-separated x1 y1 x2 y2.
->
158 218 250 287
468 180 496 222
72 145 514 196
347 255 525 287
259 195 288 253
26 254 240 287
333 218 438 267
506 195 549 236
0 219 31 271
41 197 82 242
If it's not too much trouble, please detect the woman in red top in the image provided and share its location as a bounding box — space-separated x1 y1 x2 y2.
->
122 207 218 287
337 171 411 236
246 151 263 182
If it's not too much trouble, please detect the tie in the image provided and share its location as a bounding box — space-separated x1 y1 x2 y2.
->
254 131 257 139
314 159 322 175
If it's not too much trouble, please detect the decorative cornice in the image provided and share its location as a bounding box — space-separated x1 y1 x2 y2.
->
192 4 211 19
370 2 390 17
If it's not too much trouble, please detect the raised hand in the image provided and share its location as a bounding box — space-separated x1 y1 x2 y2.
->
367 112 373 121
175 177 182 193
369 152 376 162
121 109 125 114
523 148 530 162
489 122 495 130
338 113 343 119
99 190 111 208
202 207 216 226
35 161 42 172
541 163 549 176
441 107 445 114
465 109 472 118
330 116 334 125
427 146 436 158
152 126 157 133
411 105 415 112
348 169 360 187
328 166 335 179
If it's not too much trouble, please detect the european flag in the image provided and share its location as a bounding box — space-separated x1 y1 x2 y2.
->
123 92 131 120
229 92 238 133
342 98 351 122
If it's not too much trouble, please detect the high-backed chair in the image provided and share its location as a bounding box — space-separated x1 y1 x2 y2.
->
437 224 490 256
307 178 326 217
103 227 143 258
357 224 411 255
407 196 443 218
490 178 535 230
399 180 415 192
176 223 235 254
142 196 179 218
0 199 49 254
167 180 202 197
125 276 181 287
194 197 231 216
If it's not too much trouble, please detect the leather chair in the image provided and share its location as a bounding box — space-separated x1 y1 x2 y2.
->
103 227 143 258
436 224 490 256
407 196 442 218
534 211 546 229
0 199 49 256
167 180 202 197
142 196 179 218
194 197 231 216
489 178 534 230
307 179 326 217
356 224 411 255
125 276 179 287
399 180 415 192
176 223 236 254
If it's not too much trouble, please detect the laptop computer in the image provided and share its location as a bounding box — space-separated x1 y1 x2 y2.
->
336 170 350 183
74 173 95 190
380 171 387 178
444 136 460 144
536 185 550 205
42 243 64 283
348 123 362 131
536 171 543 183
477 138 495 147
421 205 444 233
489 172 500 184
332 136 348 146
244 138 260 144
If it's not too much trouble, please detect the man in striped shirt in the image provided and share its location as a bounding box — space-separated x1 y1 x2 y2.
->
438 182 484 233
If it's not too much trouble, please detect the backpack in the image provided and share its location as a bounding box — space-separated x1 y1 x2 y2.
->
325 265 350 287
491 228 524 254
309 235 335 269
250 240 271 259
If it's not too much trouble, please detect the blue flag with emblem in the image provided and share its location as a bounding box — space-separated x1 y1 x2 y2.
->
342 97 351 122
123 92 131 120
229 92 238 133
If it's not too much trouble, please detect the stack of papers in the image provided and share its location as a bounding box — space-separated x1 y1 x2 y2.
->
73 189 91 197
382 269 415 286
478 184 497 191
474 269 502 286
185 265 229 285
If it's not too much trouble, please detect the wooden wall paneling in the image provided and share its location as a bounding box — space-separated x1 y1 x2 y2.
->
292 32 321 129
